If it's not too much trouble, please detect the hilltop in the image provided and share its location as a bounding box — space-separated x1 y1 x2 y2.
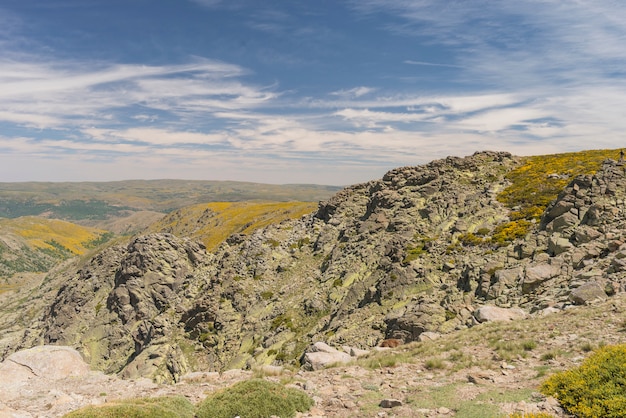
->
1 148 626 416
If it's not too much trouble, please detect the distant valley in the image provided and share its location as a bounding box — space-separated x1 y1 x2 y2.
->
0 180 337 279
0 179 340 230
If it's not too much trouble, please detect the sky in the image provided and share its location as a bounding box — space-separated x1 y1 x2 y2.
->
2 0 626 185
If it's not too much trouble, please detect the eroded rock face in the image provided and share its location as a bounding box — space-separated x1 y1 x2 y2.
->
9 153 626 382
39 234 211 382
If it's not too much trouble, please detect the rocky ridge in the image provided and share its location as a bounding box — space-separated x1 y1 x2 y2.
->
4 151 626 388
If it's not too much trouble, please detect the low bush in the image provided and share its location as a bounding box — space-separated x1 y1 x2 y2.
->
541 344 626 418
196 378 314 418
63 396 195 418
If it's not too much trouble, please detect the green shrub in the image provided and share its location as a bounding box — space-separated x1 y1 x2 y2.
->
270 313 295 331
541 344 626 418
196 378 313 418
476 227 490 236
63 396 194 418
260 291 274 300
266 238 280 248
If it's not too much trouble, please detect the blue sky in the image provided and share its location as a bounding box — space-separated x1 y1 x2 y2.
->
1 0 626 185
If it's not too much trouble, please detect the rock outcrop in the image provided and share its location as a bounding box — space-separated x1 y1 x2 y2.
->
20 234 212 383
6 152 626 383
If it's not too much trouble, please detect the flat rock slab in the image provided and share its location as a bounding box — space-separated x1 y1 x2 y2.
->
474 306 527 323
3 345 90 380
0 346 92 403
303 342 353 370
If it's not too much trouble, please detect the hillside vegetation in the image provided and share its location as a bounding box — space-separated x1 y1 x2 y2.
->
458 148 623 248
0 217 111 280
149 201 318 251
498 148 620 220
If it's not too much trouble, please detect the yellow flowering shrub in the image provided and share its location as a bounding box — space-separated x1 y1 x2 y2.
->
491 149 619 243
498 149 618 222
150 201 316 251
541 344 626 418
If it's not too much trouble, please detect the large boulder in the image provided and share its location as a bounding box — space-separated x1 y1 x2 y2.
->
548 234 573 256
301 342 352 371
569 282 608 305
384 303 447 342
547 212 579 233
474 306 527 323
0 346 90 402
522 264 561 293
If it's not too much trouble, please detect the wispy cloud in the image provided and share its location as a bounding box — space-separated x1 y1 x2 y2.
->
189 0 224 8
330 86 376 99
404 60 463 68
3 1 626 184
0 57 267 131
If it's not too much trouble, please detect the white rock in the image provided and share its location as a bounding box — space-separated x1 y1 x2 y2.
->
474 306 526 323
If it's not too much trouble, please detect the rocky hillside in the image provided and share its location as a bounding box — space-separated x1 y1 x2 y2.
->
147 201 317 251
5 150 626 388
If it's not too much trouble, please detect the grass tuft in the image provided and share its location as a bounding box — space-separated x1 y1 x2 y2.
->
63 396 195 418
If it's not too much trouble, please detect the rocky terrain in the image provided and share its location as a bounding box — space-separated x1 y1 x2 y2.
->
2 149 626 416
2 293 626 417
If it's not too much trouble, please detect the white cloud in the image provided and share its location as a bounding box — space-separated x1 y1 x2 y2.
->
82 127 230 146
404 60 463 68
330 86 377 99
456 107 545 133
189 0 223 8
307 93 521 113
0 111 63 128
0 58 271 134
334 108 432 128
3 1 626 185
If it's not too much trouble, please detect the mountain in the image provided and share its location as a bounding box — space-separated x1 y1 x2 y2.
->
0 181 337 279
2 149 625 389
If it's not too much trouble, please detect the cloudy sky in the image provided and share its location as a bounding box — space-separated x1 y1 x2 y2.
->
1 0 626 185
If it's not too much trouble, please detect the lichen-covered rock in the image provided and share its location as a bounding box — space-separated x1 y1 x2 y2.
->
385 302 448 342
38 234 211 382
10 153 626 383
301 342 352 371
